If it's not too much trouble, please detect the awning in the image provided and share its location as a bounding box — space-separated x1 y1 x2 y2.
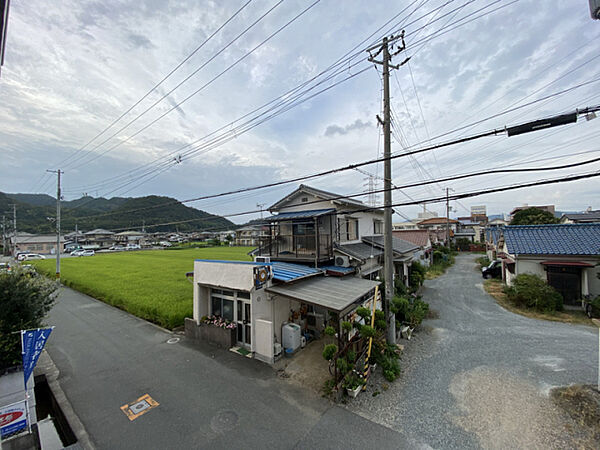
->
266 208 335 222
267 276 380 314
540 260 594 268
271 261 322 282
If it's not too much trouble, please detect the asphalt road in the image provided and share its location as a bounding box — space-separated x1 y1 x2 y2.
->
348 253 598 449
45 287 409 449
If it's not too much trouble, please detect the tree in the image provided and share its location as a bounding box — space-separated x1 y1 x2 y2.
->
510 207 559 225
0 267 58 370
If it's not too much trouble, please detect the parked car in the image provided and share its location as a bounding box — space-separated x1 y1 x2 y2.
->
23 253 45 261
481 260 501 279
159 241 172 247
65 244 83 253
71 249 94 257
16 252 30 261
126 244 141 251
109 245 126 251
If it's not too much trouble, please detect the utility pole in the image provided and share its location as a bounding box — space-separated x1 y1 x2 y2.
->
445 187 454 247
75 223 78 243
9 203 16 256
47 170 62 279
2 215 5 256
257 203 266 220
368 31 409 345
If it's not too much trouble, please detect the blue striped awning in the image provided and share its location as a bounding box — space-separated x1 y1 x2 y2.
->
266 208 335 222
271 261 322 282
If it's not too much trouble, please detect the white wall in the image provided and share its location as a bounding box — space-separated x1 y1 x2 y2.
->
271 295 300 345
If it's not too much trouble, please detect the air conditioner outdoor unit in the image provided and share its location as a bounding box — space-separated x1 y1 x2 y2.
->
335 255 350 267
254 256 271 263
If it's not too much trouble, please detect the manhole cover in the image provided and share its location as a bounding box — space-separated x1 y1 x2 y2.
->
129 400 151 415
167 337 180 344
210 410 238 433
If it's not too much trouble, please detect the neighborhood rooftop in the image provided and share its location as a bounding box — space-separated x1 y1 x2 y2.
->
266 208 335 221
268 184 367 211
504 223 600 255
194 259 322 283
362 235 419 254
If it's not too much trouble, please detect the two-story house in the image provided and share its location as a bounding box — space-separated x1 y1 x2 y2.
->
255 184 384 266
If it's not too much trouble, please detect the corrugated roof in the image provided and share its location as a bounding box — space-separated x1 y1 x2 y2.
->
361 235 418 254
194 259 322 283
266 208 335 221
335 242 383 260
561 211 600 222
270 261 322 282
504 224 600 256
267 276 380 313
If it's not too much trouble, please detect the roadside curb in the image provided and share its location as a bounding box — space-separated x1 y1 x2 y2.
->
35 350 96 450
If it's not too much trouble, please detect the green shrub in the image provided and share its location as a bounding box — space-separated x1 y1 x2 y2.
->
359 325 377 339
503 274 563 312
407 298 429 328
374 310 385 321
337 357 350 375
409 261 427 290
376 344 402 382
374 319 387 330
343 372 363 390
341 321 353 333
356 307 371 321
347 350 356 363
324 326 336 336
590 296 600 317
476 256 491 268
322 344 338 361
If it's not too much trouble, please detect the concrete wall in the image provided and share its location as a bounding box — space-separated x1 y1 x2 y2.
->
271 295 300 346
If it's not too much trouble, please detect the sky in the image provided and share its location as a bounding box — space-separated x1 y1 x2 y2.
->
1 0 599 228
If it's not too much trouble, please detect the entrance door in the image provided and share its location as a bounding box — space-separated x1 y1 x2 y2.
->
547 266 581 305
236 300 251 349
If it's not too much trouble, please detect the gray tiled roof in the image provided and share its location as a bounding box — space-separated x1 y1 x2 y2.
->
361 235 419 254
334 242 383 260
561 211 600 222
504 224 600 255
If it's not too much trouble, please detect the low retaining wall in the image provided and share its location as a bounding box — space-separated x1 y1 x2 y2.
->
184 318 236 348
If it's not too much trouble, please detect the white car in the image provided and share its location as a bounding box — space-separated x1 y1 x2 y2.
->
72 249 94 257
159 241 172 247
23 253 45 260
126 244 141 250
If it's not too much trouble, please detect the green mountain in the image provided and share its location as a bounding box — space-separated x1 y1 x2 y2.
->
0 192 235 233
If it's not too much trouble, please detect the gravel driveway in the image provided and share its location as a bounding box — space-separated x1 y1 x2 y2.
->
347 253 598 449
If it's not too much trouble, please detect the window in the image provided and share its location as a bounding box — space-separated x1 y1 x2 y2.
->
338 217 359 241
211 295 234 321
301 197 308 202
373 220 383 234
237 291 251 300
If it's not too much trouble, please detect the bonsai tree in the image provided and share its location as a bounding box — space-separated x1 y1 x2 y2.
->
322 344 338 361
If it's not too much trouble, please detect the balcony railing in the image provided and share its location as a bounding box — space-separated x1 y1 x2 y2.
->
257 234 333 260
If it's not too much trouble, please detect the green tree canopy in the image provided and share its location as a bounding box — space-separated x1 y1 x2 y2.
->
510 207 559 225
0 268 58 370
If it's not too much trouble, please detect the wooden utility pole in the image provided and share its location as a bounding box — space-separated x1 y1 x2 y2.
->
47 169 62 279
367 31 409 344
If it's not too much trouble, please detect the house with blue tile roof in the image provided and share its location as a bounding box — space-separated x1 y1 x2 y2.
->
500 224 600 304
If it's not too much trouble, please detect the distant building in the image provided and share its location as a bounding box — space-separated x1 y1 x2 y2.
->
470 205 486 216
392 220 419 230
560 208 600 224
12 234 65 255
235 225 268 247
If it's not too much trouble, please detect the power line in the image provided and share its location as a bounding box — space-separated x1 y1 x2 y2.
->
61 104 600 224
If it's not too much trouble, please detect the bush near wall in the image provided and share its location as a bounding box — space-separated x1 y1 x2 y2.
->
503 273 563 312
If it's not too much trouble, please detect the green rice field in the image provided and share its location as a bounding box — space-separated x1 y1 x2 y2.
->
32 247 253 329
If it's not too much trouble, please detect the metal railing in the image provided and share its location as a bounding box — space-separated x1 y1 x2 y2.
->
258 234 332 260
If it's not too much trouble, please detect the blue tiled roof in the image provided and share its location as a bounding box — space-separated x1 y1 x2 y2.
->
271 261 322 282
504 224 600 255
194 259 323 283
266 208 335 221
486 227 503 245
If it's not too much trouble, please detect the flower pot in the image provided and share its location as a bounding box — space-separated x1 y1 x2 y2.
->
346 385 362 398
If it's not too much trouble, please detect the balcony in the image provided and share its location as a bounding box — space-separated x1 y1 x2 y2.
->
257 233 333 263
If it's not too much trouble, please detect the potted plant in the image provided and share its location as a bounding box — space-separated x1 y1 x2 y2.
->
343 372 364 398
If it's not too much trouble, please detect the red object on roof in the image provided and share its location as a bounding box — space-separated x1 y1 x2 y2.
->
540 261 594 267
392 230 430 247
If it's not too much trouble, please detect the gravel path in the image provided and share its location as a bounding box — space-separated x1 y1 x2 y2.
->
346 253 598 449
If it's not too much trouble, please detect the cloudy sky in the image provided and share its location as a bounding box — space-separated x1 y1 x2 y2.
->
1 0 599 227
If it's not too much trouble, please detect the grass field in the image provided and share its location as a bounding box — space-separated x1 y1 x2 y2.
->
32 247 253 329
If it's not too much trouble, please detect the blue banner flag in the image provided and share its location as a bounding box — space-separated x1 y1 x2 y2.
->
21 328 53 389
